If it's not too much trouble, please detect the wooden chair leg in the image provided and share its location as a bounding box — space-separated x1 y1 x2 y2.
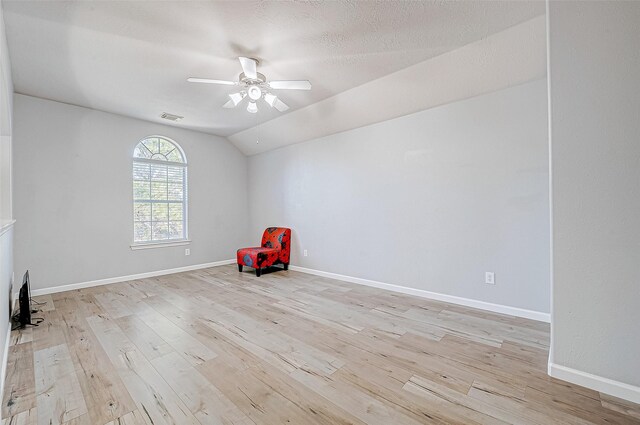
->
238 264 243 272
284 263 289 271
256 268 261 277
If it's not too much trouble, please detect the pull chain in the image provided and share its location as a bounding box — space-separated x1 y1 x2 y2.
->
256 104 259 144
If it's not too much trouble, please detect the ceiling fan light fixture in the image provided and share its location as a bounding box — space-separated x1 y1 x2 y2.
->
228 92 245 106
247 101 258 114
247 86 262 101
264 92 277 107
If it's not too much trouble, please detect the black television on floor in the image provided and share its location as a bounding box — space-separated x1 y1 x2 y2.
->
16 271 32 328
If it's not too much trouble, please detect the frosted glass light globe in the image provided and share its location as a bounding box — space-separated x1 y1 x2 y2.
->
247 86 262 101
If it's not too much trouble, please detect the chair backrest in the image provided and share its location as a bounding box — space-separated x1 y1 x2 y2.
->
261 227 292 263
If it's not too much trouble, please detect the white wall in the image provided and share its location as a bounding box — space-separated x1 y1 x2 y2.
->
0 0 14 402
548 1 640 399
249 79 550 314
13 94 250 291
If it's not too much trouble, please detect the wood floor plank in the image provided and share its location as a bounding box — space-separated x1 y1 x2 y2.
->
107 282 151 303
133 302 217 366
404 374 538 425
290 366 426 425
114 315 174 361
130 297 256 374
150 351 255 425
102 410 150 425
31 310 66 352
93 292 135 319
9 328 33 347
55 296 137 424
30 295 55 313
193 297 343 376
60 413 92 425
523 385 637 425
197 356 365 425
1 407 37 425
52 292 107 318
601 394 640 421
332 363 494 425
85 315 200 425
33 344 88 425
201 299 346 375
1 342 36 418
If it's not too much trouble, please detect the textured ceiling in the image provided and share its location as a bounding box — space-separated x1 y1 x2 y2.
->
3 1 544 139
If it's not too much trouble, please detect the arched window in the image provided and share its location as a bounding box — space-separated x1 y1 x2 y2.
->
132 136 187 244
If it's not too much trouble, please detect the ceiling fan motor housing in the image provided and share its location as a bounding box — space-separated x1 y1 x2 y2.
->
239 72 266 84
247 85 262 101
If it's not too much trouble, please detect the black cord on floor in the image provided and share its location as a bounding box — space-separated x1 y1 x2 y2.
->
11 312 43 330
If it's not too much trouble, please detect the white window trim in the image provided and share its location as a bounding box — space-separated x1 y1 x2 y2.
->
130 239 191 250
132 136 188 245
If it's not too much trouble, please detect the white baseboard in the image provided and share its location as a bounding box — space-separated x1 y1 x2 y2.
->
30 259 236 297
0 323 11 409
289 265 550 323
549 363 640 405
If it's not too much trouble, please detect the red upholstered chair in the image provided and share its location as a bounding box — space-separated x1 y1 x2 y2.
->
237 227 291 277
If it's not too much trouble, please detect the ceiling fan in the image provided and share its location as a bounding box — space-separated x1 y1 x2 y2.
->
187 57 311 114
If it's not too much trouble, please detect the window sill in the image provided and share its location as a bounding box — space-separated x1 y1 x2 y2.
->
130 240 191 250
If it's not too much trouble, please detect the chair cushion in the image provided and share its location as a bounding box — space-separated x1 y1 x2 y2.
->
261 227 292 264
237 247 280 268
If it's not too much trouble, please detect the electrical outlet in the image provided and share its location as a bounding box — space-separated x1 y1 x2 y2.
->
485 272 495 285
185 248 190 256
303 249 308 257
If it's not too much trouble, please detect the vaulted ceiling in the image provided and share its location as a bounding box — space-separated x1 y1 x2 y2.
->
3 1 544 152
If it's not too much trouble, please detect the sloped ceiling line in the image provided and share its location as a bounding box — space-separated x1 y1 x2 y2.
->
230 16 547 156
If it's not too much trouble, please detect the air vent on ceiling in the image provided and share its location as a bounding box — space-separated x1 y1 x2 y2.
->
160 112 184 121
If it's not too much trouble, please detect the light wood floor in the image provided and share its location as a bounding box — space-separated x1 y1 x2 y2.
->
2 265 639 425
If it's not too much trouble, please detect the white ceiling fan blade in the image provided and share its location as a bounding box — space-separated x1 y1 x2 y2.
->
264 93 277 107
274 98 290 112
238 57 257 79
268 80 311 90
187 77 237 86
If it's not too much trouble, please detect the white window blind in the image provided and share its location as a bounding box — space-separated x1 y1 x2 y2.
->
132 137 187 244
